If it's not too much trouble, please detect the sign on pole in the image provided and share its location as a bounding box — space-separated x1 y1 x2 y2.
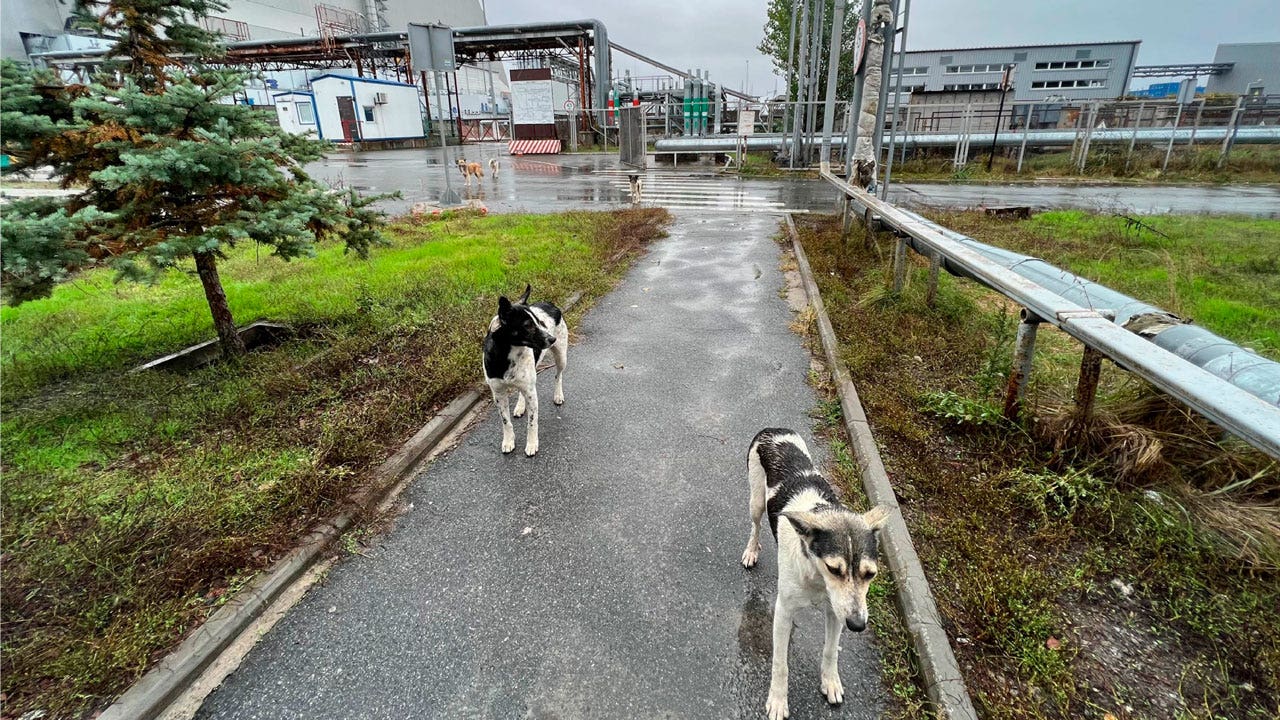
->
407 23 456 72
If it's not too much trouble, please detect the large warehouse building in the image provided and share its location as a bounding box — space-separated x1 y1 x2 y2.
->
3 0 486 62
891 40 1141 102
1205 42 1280 97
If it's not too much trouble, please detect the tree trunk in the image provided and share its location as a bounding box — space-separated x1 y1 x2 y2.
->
194 251 247 359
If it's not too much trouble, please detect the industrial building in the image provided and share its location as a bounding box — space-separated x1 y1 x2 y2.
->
1205 42 1280 97
891 41 1141 102
2 0 508 135
3 0 485 61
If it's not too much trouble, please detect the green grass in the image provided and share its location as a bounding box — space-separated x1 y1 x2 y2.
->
934 210 1280 361
0 208 670 719
795 211 1279 718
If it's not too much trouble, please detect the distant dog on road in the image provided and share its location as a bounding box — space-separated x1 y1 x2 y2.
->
482 285 568 457
488 158 500 178
627 173 642 203
741 428 889 720
456 158 484 186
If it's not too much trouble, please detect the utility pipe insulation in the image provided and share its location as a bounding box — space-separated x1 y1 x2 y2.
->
821 172 1280 461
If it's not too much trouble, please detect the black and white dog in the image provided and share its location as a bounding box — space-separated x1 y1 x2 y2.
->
741 428 889 720
482 285 568 456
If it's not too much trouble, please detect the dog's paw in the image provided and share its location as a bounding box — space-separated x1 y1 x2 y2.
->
820 672 844 705
553 393 564 406
501 436 516 454
524 442 539 457
741 545 759 569
513 407 525 418
764 691 789 720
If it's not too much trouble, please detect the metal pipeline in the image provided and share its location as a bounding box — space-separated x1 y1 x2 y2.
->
823 174 1280 457
653 126 1280 151
894 208 1280 407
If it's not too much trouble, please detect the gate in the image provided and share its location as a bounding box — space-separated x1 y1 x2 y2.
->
618 106 645 168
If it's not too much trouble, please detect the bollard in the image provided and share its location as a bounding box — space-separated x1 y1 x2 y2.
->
1002 311 1041 420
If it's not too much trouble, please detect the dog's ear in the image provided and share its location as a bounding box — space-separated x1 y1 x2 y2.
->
519 284 532 304
498 296 512 317
862 504 891 530
781 511 821 539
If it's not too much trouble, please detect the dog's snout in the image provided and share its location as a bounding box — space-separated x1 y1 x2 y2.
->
547 336 557 346
846 617 866 632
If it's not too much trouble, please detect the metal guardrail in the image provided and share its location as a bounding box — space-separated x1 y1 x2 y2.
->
820 171 1280 462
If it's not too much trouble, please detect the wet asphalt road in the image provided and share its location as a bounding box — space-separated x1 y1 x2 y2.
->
303 145 1280 217
196 211 887 719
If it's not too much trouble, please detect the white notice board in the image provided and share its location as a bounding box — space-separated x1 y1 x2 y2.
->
511 80 555 125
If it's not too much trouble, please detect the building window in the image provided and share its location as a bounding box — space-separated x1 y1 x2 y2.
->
1013 52 1028 61
363 106 375 121
890 66 930 76
944 63 1005 74
1031 79 1107 89
1034 59 1110 71
943 82 1002 91
296 101 315 124
1075 49 1092 59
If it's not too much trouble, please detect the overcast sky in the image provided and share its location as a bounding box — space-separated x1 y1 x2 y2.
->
485 0 1280 94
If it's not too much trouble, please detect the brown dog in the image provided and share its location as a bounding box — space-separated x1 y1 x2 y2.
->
456 158 484 186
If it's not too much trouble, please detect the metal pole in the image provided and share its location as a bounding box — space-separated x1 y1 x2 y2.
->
891 235 908 294
486 61 499 140
819 0 849 171
1161 100 1185 173
925 250 940 307
1187 97 1204 148
1125 100 1144 172
434 71 460 206
872 0 900 193
780 0 801 158
882 0 911 196
1017 102 1034 173
790 0 812 167
1003 312 1041 420
1077 102 1097 173
844 0 875 181
1217 96 1245 168
986 68 1010 172
803 0 827 162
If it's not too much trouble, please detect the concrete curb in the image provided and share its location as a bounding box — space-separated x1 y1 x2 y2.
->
99 292 583 720
785 215 978 720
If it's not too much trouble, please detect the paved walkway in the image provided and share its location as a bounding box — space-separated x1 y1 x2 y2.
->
196 210 886 719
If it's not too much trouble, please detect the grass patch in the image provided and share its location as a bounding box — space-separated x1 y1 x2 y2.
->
796 211 1278 718
0 208 671 718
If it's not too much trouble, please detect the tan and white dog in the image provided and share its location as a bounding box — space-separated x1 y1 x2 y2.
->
456 158 484 186
741 428 889 720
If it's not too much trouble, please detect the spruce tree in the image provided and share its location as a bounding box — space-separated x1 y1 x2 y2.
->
1 0 384 358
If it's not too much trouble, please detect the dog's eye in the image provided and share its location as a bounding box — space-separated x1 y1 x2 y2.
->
862 569 877 580
825 562 845 577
